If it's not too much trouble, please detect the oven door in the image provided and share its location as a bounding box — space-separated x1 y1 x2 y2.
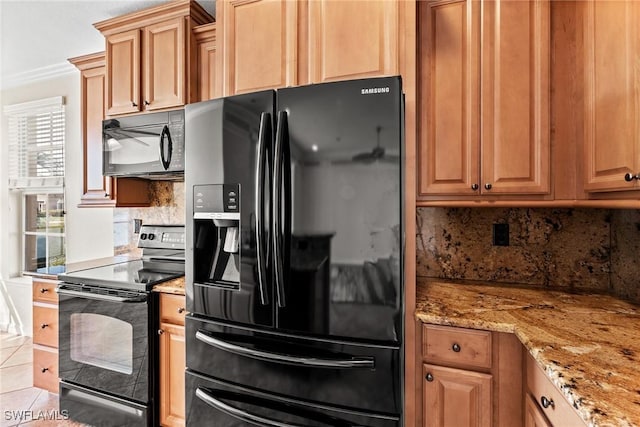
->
57 283 154 404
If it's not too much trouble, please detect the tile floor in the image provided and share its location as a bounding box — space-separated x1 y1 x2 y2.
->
0 332 86 427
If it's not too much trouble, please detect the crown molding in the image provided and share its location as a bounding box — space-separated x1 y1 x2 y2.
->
1 62 76 90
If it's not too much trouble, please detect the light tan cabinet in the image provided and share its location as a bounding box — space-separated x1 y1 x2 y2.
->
217 0 402 96
193 23 219 101
69 52 151 208
423 363 492 427
158 293 187 427
525 353 586 426
583 0 640 194
418 0 550 199
307 0 399 83
95 0 213 116
32 278 59 393
421 324 523 427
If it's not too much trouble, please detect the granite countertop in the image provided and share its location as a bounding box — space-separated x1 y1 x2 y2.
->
153 276 185 295
416 279 640 427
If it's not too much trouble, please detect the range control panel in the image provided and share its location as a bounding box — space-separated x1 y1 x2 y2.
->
137 225 185 249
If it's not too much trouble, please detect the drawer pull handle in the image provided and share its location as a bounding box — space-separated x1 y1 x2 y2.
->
158 329 164 335
41 367 49 373
39 288 48 293
540 396 555 409
178 307 185 314
40 323 48 329
425 373 434 382
452 343 461 352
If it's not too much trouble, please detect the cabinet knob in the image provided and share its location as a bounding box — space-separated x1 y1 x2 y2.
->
105 193 110 198
452 343 461 352
41 367 49 373
178 307 185 314
39 288 48 293
471 184 479 191
158 329 164 335
144 100 150 106
540 396 555 409
40 323 48 329
425 373 434 382
132 102 138 107
624 173 639 182
484 183 492 190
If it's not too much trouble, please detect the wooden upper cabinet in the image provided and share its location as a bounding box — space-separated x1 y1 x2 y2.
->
583 1 640 193
308 0 399 83
144 18 185 111
418 0 550 199
419 0 480 196
105 29 141 116
95 0 214 116
194 23 219 101
220 0 299 95
481 0 550 195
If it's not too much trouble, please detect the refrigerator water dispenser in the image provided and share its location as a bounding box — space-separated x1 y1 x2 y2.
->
193 184 241 289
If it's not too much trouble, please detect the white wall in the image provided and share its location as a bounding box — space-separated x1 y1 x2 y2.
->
0 72 115 335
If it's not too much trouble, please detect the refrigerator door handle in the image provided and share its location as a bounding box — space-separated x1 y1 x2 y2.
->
195 330 375 369
273 110 288 308
255 112 271 305
195 388 304 427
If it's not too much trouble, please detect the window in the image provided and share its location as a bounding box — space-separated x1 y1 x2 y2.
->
4 96 66 274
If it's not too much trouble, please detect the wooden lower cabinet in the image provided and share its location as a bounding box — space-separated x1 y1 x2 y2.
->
158 293 187 427
32 278 59 393
525 394 552 427
423 364 492 427
421 324 523 427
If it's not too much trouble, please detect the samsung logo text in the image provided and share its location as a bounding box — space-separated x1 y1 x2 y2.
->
361 87 390 95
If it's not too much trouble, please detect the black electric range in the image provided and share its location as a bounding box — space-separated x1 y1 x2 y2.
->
56 225 184 427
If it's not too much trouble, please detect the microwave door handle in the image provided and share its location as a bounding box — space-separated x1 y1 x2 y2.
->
255 112 271 305
195 388 304 427
159 125 172 170
195 330 375 369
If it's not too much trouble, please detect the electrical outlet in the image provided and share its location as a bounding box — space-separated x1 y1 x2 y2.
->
492 223 509 246
134 219 142 234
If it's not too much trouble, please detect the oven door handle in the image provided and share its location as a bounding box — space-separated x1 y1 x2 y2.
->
56 285 147 303
195 388 304 427
195 330 375 369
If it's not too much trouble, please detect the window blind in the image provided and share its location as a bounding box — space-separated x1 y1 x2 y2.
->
4 96 65 188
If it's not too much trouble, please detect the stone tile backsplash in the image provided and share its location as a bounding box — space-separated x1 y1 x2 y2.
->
417 208 640 302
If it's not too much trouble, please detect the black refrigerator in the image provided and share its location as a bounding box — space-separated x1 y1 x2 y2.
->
184 76 404 426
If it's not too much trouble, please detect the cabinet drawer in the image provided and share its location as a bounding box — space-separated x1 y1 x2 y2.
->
32 280 58 304
160 293 187 326
33 305 58 348
423 324 492 369
34 346 59 393
526 354 586 426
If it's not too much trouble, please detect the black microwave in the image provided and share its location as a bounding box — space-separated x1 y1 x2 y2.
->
103 109 185 179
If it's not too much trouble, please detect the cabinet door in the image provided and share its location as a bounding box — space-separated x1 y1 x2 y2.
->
525 394 552 427
106 29 141 115
481 0 550 195
308 0 398 83
159 321 186 427
423 364 492 427
583 1 639 192
221 0 299 95
144 17 186 111
418 0 480 196
194 23 221 101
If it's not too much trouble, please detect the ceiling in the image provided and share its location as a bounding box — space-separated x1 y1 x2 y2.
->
0 0 215 89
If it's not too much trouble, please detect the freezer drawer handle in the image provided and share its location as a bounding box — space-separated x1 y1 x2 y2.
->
55 285 147 303
196 388 303 427
195 330 375 369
